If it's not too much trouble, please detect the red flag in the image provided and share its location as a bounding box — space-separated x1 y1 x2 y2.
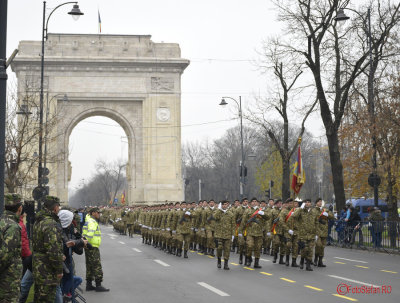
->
291 140 306 196
121 191 125 205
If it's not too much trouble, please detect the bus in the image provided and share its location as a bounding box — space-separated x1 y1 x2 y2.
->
345 198 388 220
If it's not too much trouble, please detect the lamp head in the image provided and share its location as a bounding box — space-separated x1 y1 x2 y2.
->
68 4 84 21
219 98 228 106
335 8 350 22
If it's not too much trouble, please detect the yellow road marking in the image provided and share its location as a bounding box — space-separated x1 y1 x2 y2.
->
260 272 273 276
190 250 195 253
381 270 397 274
304 285 323 291
197 253 204 255
208 256 214 259
332 294 358 301
230 263 239 266
355 265 369 269
280 278 296 283
243 267 254 271
335 261 346 264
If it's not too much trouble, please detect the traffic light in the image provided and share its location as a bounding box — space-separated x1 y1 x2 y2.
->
265 189 270 198
239 166 247 177
270 180 274 188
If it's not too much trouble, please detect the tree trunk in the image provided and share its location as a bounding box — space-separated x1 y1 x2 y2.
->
282 156 290 201
326 131 346 211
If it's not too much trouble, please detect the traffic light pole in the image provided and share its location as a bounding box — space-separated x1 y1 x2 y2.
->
0 0 8 216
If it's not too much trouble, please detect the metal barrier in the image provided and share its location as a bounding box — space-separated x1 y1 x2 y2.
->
327 220 400 252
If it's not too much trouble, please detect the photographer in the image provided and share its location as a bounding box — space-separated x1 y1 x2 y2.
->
58 210 87 301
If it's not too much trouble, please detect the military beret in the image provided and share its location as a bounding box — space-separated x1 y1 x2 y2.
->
90 207 100 213
4 193 22 206
43 195 60 209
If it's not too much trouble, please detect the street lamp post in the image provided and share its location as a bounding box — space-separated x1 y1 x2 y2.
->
219 96 245 200
335 7 380 207
36 1 83 208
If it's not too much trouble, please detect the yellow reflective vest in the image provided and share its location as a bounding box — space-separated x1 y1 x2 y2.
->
82 214 101 248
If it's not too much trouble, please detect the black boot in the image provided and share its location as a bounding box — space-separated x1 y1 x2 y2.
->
142 237 145 243
224 259 230 270
291 258 299 267
285 255 290 266
184 250 188 259
244 256 250 266
210 249 215 257
95 281 110 292
254 258 262 269
314 255 318 266
263 247 267 255
172 247 176 255
231 245 235 252
204 248 209 255
318 256 326 267
86 281 95 291
272 252 278 263
300 257 305 269
177 249 182 257
279 255 285 264
306 259 313 271
239 253 243 265
217 257 222 269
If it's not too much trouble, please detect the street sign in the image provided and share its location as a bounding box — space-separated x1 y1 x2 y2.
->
114 198 118 202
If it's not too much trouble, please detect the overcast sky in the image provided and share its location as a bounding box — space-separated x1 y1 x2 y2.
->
6 0 325 193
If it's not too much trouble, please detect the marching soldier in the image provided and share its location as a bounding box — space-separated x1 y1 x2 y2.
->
291 199 318 271
271 199 282 263
312 198 334 267
176 202 193 258
263 199 274 255
287 200 300 267
235 198 248 264
277 199 292 266
204 200 217 256
215 200 235 270
240 198 267 268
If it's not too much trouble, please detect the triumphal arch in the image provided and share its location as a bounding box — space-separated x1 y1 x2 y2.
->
12 34 189 204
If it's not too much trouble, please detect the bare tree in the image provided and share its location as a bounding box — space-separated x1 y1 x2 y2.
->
249 40 317 200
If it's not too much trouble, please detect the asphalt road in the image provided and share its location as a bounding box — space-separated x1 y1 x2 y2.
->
74 225 399 303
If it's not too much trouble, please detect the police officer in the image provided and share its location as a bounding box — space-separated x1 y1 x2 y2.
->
83 207 110 292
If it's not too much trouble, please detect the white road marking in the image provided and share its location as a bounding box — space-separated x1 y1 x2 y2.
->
334 257 368 264
197 282 230 297
119 241 125 245
132 248 142 252
327 275 380 288
154 259 170 267
260 258 270 262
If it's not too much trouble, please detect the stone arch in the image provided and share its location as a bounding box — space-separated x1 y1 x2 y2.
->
64 106 137 192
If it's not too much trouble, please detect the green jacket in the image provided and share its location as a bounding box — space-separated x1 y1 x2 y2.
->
240 207 267 237
32 208 64 286
214 209 235 239
176 209 193 234
291 208 318 241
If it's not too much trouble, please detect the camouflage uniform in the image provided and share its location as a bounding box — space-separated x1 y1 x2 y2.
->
234 205 248 263
291 207 318 270
176 207 192 257
32 201 64 303
0 194 22 303
205 206 217 255
312 206 334 266
240 207 267 268
215 207 235 266
270 206 282 262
